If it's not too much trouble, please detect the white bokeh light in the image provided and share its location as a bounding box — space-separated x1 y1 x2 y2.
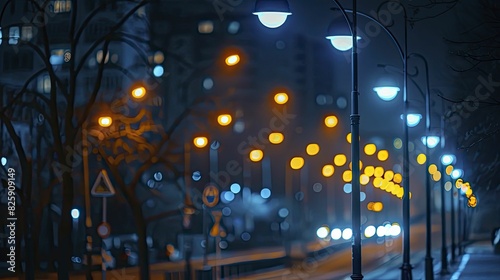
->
331 228 342 240
364 225 376 238
342 228 353 240
316 226 330 239
71 209 80 219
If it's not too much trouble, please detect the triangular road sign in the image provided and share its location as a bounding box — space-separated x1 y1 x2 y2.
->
91 170 116 197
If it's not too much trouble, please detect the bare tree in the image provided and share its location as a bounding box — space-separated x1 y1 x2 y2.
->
0 1 154 279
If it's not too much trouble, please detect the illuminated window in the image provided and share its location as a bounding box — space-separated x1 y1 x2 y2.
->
9 26 19 45
52 0 72 13
37 75 51 94
198 21 214 34
96 50 109 64
21 26 33 41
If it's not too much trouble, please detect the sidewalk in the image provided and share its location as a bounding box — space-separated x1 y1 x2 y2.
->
440 240 500 280
361 240 500 280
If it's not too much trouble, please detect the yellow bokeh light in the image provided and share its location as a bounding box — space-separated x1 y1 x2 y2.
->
364 144 377 156
249 149 264 162
322 164 335 177
468 195 477 207
380 179 389 190
225 54 240 66
217 114 232 126
349 160 363 170
346 133 351 143
290 157 304 170
392 185 400 195
377 150 389 161
373 177 383 188
364 166 375 177
465 188 473 198
374 167 385 178
360 174 370 185
373 202 383 212
274 92 288 105
384 170 394 181
324 115 338 128
397 188 404 198
393 138 403 149
393 173 402 184
193 136 208 148
98 116 112 127
455 178 463 189
417 153 427 165
446 165 454 176
269 132 284 144
432 171 442 181
131 86 146 99
367 202 374 211
386 182 395 192
334 154 347 166
342 170 352 182
306 143 320 156
428 164 438 175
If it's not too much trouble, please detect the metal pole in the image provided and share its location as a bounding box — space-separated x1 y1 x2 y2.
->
440 163 449 275
102 197 107 280
183 142 193 280
412 52 434 280
450 184 456 264
82 121 93 280
401 9 413 278
350 1 362 279
458 193 463 255
424 137 434 280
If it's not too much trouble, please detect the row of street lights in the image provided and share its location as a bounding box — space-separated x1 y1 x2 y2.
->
251 1 472 279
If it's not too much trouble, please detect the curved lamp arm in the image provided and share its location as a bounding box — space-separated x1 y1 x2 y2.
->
377 63 426 101
408 53 431 131
329 0 354 35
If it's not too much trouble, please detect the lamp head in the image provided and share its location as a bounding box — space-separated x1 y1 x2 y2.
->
325 16 360 51
441 154 456 165
451 168 463 179
253 0 291 29
400 113 422 127
421 135 440 148
373 73 400 101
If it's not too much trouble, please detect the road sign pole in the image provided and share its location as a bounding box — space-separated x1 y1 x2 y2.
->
102 197 107 280
103 197 107 223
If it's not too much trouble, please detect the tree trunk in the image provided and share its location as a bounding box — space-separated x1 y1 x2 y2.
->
57 171 74 280
131 199 150 280
23 159 35 280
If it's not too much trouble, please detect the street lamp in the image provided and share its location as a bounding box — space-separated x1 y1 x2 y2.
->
253 0 362 277
377 52 435 279
422 136 440 149
439 153 455 275
253 0 420 278
253 0 292 29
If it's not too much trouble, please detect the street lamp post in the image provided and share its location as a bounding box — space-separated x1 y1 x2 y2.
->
457 189 463 255
379 52 435 279
439 161 449 275
327 5 414 279
253 1 416 278
450 179 457 264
